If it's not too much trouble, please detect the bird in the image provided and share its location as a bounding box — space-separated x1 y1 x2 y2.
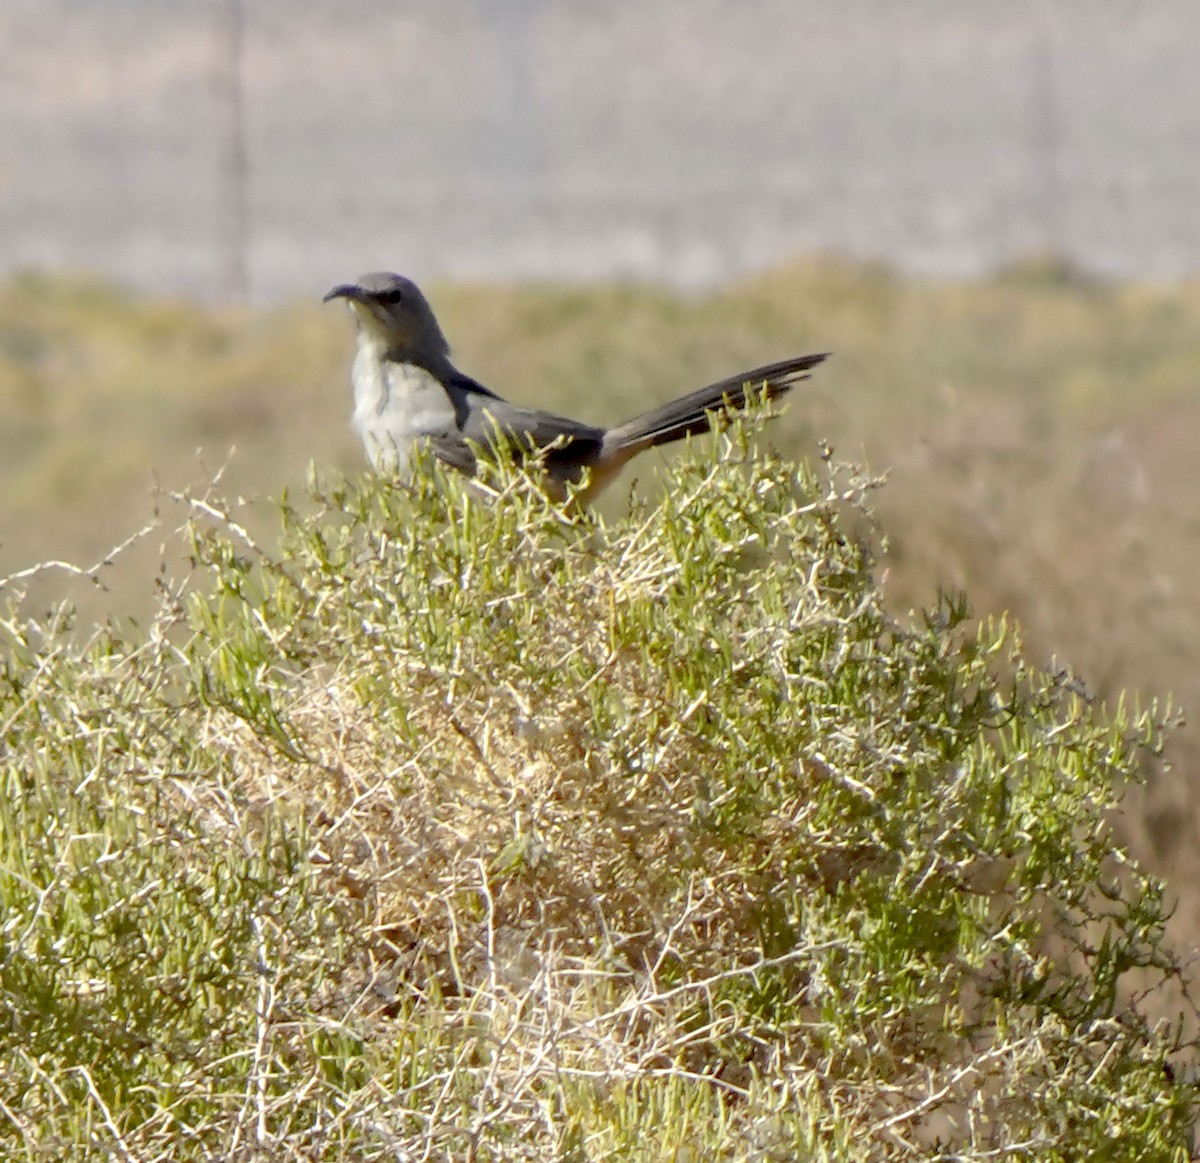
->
324 272 828 505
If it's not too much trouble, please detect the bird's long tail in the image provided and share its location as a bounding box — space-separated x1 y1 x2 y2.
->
602 352 828 456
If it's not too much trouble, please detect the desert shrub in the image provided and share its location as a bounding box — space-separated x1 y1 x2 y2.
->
0 426 1193 1160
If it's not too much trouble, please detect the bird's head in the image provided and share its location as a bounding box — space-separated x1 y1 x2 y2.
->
323 272 449 360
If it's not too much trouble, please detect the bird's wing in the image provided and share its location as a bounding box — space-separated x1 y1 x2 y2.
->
450 384 606 466
422 432 479 476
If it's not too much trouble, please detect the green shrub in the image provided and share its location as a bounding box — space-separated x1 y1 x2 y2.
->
0 426 1193 1160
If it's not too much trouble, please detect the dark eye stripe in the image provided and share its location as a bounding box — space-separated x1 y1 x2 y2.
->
380 289 404 304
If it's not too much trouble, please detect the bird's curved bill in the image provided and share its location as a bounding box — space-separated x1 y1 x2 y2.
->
323 283 363 304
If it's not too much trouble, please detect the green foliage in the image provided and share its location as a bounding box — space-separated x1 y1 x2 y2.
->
0 428 1194 1159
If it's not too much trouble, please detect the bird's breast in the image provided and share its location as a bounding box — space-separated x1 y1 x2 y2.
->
351 348 456 474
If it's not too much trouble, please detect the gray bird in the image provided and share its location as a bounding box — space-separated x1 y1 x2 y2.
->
324 272 828 504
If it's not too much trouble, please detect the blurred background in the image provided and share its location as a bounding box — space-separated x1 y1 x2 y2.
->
3 0 1200 961
4 0 1200 299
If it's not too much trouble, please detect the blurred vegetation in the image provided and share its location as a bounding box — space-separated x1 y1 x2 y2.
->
1 253 1199 933
0 445 1193 1158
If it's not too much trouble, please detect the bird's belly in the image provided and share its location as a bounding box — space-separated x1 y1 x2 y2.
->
352 356 455 475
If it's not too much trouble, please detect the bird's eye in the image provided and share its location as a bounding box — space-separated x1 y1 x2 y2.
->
379 288 404 305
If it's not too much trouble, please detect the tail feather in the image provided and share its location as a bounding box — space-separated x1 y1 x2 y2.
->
603 352 829 455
